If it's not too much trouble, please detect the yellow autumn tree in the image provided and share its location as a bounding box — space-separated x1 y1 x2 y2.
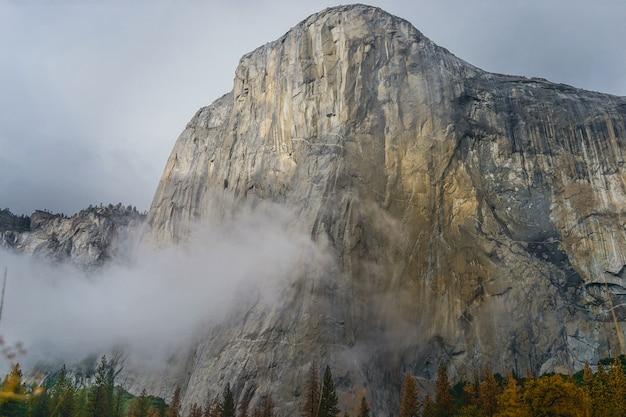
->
495 372 528 417
0 364 28 416
607 356 626 417
422 394 435 417
434 363 454 417
463 372 480 407
522 374 586 417
478 366 500 417
399 373 419 417
591 363 610 417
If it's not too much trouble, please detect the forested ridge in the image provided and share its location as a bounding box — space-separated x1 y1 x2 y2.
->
1 355 625 417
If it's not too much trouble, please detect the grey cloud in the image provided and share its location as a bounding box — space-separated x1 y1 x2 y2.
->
1 0 624 215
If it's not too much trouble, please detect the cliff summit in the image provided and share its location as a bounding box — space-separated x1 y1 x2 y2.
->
4 5 626 416
146 4 626 413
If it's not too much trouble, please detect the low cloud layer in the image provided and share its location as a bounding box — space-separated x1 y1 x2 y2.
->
0 203 331 373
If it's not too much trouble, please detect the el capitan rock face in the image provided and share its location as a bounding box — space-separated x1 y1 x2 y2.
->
145 4 626 414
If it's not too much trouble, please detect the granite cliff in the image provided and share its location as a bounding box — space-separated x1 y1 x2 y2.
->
4 4 626 416
145 4 626 414
1 205 145 268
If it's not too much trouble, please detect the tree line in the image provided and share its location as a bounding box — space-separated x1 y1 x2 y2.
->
0 208 30 232
398 356 626 417
0 356 166 417
2 355 626 417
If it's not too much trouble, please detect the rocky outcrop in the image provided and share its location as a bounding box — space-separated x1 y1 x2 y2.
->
144 4 626 415
1 205 145 268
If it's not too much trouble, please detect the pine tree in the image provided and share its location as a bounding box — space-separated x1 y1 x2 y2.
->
113 387 125 417
29 380 50 417
87 356 115 417
422 394 435 417
73 387 90 417
169 387 182 417
434 363 454 417
220 383 236 417
49 365 76 417
478 366 499 417
462 381 478 408
319 366 340 417
399 373 419 417
302 360 320 417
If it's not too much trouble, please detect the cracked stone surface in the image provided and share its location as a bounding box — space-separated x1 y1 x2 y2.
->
1 207 144 268
10 4 623 416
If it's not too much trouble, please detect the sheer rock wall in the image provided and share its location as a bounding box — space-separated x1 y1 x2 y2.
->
145 5 626 415
1 207 144 268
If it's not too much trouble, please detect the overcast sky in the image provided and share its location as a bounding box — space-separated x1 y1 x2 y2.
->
1 0 625 216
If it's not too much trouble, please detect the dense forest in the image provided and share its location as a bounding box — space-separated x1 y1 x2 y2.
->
1 354 625 417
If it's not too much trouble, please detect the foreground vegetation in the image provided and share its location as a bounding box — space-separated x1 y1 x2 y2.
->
1 355 626 417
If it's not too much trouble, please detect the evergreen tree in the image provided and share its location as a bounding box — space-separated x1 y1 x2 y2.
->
73 387 90 417
399 373 419 417
220 383 236 417
434 363 453 417
29 381 50 417
169 387 182 417
158 403 168 417
112 387 125 417
319 366 339 417
478 366 500 417
50 365 76 417
87 356 115 417
422 394 435 417
302 360 320 417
